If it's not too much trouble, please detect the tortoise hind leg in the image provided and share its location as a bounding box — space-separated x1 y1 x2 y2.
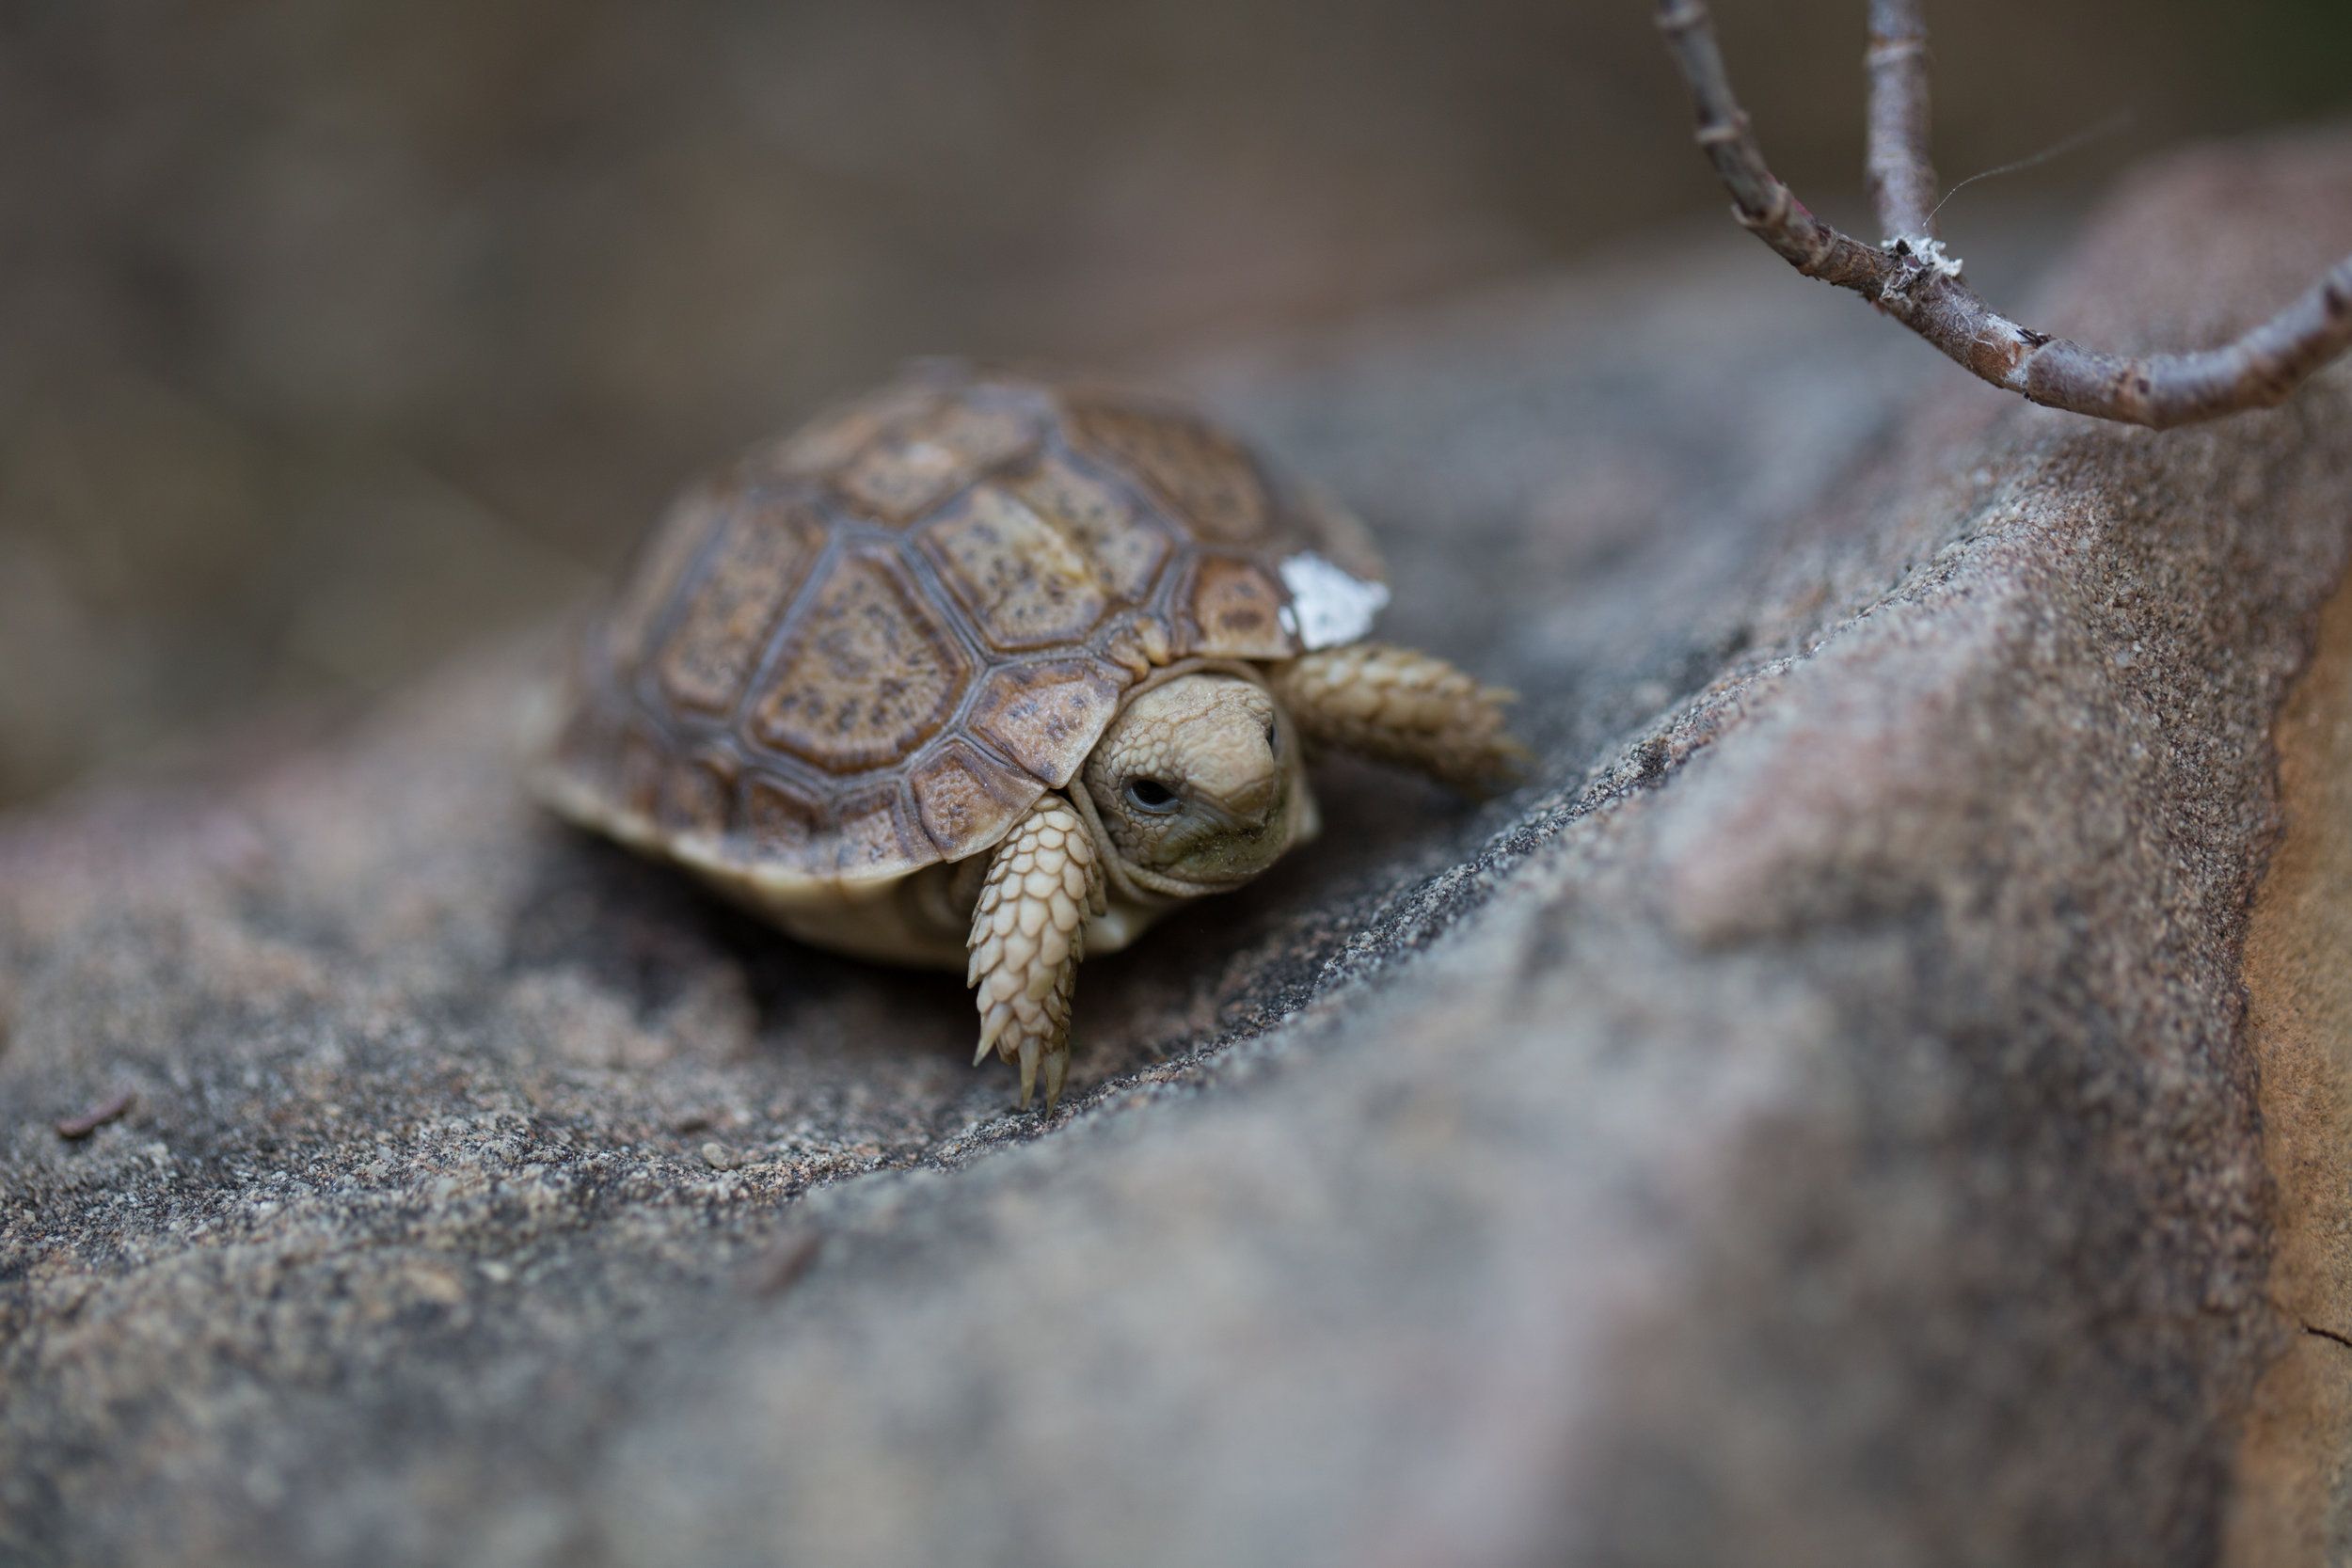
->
1267 643 1529 795
966 794 1106 1110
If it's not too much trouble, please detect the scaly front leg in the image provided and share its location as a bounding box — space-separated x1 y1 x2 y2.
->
967 794 1106 1111
1268 643 1527 794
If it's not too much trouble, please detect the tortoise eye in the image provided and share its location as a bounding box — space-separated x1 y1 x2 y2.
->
1263 720 1280 756
1124 778 1181 814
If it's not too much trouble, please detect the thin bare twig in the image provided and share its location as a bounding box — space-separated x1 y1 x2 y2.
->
55 1087 134 1140
1656 0 2352 428
1865 0 1937 243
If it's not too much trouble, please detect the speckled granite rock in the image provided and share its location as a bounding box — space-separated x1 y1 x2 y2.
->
7 134 2352 1568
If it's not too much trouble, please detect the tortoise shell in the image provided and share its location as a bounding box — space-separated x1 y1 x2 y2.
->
541 360 1388 885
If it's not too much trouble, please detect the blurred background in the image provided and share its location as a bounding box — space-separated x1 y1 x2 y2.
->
3 0 2346 808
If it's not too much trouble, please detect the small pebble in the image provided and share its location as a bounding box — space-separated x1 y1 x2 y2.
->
700 1142 741 1170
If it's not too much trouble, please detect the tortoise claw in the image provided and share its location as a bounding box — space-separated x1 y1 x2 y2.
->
1017 1035 1041 1108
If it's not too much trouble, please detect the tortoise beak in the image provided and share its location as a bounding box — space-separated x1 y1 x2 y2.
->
1186 727 1283 831
1200 773 1279 832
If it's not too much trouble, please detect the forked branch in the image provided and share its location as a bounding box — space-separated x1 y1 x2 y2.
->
1656 0 2352 428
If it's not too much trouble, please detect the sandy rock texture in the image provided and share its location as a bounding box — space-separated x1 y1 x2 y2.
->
2233 556 2352 1566
7 133 2352 1567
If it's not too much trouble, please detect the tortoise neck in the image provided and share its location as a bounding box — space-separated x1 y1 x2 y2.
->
1061 776 1189 908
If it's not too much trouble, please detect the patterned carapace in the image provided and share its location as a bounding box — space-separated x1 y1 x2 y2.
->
545 360 1385 882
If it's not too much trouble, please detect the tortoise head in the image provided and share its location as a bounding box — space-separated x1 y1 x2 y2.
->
1081 673 1317 897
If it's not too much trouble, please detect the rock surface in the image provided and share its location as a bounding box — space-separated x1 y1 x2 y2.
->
6 134 2352 1567
2233 557 2352 1567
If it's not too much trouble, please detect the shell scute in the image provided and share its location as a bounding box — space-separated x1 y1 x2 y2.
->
615 723 670 819
1006 450 1173 602
749 548 974 774
910 738 1036 860
1182 554 1299 660
655 496 826 714
833 435 972 526
918 484 1109 652
899 394 1038 475
820 383 1035 528
833 790 924 877
658 752 736 838
968 659 1127 789
1065 394 1270 545
742 775 822 863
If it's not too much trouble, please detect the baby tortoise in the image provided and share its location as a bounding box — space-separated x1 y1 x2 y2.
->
539 360 1523 1109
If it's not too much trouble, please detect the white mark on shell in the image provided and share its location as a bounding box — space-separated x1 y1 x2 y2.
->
1278 551 1390 650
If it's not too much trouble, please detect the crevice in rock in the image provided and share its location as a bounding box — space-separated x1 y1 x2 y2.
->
2301 1323 2352 1354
